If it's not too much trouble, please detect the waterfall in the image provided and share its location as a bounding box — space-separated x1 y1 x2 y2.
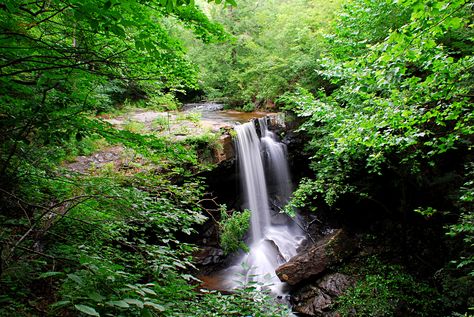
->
225 118 303 295
235 123 271 241
258 117 292 207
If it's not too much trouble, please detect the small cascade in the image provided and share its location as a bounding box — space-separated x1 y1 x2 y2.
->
235 123 271 241
258 117 292 207
222 117 304 295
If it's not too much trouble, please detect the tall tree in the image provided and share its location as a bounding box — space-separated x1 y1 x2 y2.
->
185 0 342 107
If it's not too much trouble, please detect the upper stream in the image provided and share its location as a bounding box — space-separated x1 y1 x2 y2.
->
183 102 271 124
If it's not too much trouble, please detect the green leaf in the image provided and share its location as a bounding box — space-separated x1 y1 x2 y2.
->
50 300 71 308
144 301 165 311
142 288 157 295
38 271 64 279
111 25 126 38
67 273 83 285
182 227 192 235
74 304 100 316
106 300 130 308
88 292 106 302
124 298 144 308
446 17 463 29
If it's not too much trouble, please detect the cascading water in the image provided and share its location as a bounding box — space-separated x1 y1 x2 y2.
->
234 123 270 241
258 117 292 207
222 117 304 295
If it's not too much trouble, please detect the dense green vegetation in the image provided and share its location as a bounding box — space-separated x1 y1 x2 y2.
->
0 0 289 316
335 257 440 317
186 0 342 107
219 207 250 254
280 0 473 315
190 0 473 315
1 0 473 316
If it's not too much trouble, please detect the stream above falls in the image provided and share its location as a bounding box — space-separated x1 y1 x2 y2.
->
183 102 273 125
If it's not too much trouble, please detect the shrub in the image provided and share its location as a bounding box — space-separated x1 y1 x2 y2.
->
219 208 251 255
335 257 440 317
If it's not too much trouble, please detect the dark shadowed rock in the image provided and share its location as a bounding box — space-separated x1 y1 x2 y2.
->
193 246 225 266
293 273 354 316
276 229 356 285
317 273 353 296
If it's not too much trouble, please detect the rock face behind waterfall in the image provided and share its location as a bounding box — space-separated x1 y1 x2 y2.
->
276 229 356 286
213 134 235 164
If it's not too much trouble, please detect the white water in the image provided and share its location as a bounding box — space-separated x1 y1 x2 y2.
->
223 118 304 295
259 117 292 207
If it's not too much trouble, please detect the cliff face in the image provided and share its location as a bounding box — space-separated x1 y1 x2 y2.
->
212 134 235 164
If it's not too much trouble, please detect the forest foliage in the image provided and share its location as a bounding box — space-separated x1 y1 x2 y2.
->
279 0 473 315
0 0 473 316
185 0 343 107
283 0 472 265
191 0 471 314
0 0 289 316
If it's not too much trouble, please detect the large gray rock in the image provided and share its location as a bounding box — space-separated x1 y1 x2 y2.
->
293 273 354 316
276 229 356 285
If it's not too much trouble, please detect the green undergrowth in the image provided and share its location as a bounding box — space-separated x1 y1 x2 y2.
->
0 122 276 316
104 93 182 117
0 0 282 315
193 287 291 317
335 256 440 317
219 207 251 255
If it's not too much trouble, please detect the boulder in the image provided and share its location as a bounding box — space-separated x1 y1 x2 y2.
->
276 229 356 285
294 286 332 315
293 273 354 316
317 273 353 297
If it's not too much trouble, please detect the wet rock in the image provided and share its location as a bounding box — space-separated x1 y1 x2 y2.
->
293 273 354 316
318 273 353 297
294 286 332 315
276 229 356 285
267 113 286 129
193 247 225 266
263 239 286 264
